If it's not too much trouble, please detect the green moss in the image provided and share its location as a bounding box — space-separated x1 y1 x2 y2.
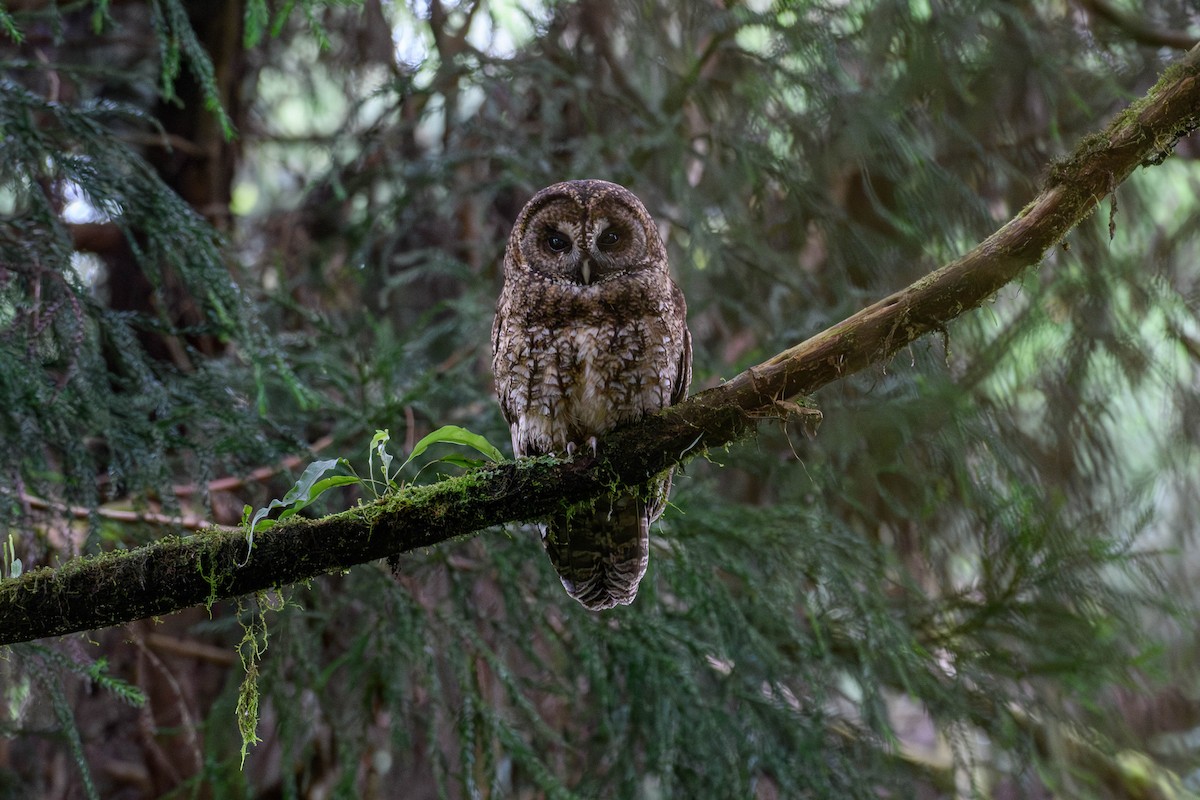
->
234 595 270 768
1149 56 1200 96
197 542 221 615
1045 132 1110 186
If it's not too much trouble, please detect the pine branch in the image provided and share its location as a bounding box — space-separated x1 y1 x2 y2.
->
2 45 1198 647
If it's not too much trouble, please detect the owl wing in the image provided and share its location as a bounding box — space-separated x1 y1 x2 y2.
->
491 305 527 456
669 281 692 407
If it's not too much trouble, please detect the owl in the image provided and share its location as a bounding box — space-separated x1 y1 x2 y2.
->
492 179 692 610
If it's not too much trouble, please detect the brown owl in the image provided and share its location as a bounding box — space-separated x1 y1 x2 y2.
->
492 179 692 610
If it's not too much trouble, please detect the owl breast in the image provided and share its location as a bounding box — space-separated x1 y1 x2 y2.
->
495 275 684 458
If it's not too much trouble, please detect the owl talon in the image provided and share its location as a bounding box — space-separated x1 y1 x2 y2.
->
564 438 598 458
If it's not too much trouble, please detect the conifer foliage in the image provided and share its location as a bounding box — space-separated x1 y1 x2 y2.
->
2 1 1200 797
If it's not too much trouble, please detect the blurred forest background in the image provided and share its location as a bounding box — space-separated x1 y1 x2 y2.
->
2 0 1200 797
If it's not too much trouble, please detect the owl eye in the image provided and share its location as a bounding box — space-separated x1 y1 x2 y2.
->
597 229 620 249
546 232 571 253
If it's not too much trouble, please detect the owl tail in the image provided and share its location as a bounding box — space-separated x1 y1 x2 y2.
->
541 474 672 611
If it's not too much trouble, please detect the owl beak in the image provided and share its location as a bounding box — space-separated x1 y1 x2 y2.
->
580 258 592 285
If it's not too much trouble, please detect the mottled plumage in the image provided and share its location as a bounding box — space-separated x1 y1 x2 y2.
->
492 180 691 610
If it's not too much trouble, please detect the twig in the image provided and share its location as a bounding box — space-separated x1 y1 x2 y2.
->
130 632 203 775
19 493 221 532
143 632 237 666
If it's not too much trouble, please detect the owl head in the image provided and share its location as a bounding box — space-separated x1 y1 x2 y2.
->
506 179 667 286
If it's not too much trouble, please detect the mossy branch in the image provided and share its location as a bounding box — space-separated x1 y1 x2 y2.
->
2 45 1198 647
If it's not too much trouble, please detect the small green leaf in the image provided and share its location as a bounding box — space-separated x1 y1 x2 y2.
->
279 458 342 505
249 517 277 534
3 534 20 579
403 425 504 469
278 474 360 521
310 474 361 494
433 454 487 470
243 458 353 562
294 459 345 503
371 429 394 489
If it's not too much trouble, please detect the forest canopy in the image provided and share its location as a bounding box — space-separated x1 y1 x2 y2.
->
2 1 1200 798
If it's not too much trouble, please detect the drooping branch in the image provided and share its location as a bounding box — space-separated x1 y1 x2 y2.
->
1 45 1198 647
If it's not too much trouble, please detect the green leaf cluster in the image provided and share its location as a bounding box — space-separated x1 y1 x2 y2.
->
241 425 501 556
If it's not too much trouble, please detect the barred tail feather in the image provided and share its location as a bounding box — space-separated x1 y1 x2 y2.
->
541 474 672 610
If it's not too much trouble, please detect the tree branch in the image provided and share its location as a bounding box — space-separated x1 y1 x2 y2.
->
1075 0 1199 51
2 45 1198 647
